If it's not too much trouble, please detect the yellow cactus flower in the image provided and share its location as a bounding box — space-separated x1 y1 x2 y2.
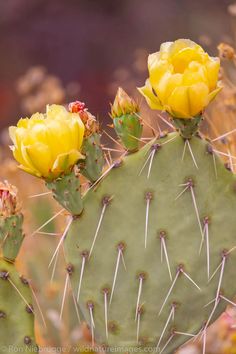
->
9 104 85 180
138 39 222 118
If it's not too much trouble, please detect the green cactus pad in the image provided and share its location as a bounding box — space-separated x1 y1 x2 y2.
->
113 114 143 151
46 170 83 215
81 133 104 182
0 214 24 262
64 132 236 353
0 259 37 352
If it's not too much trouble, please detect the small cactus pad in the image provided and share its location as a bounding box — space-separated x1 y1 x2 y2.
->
0 259 37 352
113 114 143 151
46 170 83 215
64 132 236 353
0 214 24 262
81 133 104 182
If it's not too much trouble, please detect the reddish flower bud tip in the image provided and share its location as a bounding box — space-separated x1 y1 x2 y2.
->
0 181 21 217
68 101 86 113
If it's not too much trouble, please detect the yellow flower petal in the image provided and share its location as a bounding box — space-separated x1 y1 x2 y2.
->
46 104 67 120
172 48 206 73
26 143 53 177
9 126 28 146
183 62 208 86
16 118 30 129
167 86 191 118
148 55 172 82
168 83 209 118
9 127 30 166
18 113 45 130
30 122 48 145
46 119 75 159
138 80 163 110
187 83 209 116
8 126 17 146
159 42 172 56
52 150 83 176
153 72 183 102
169 39 203 57
12 146 28 169
207 86 222 103
205 58 220 91
21 144 43 177
70 114 85 150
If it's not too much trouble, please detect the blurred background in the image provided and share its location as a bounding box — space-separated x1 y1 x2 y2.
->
2 0 236 353
0 0 235 130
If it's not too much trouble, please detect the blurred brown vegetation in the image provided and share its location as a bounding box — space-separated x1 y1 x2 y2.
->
0 0 234 130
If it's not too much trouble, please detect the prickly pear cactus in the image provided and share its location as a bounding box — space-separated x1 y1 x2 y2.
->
0 260 37 351
0 214 24 262
0 181 37 352
64 132 236 353
46 169 83 215
80 132 104 182
8 39 236 354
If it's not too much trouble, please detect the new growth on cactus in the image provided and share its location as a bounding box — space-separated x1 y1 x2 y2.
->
0 180 23 262
69 101 104 183
7 38 236 354
111 88 143 152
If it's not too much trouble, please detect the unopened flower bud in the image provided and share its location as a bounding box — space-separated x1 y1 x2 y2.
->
111 88 142 152
68 101 86 113
0 181 20 218
110 87 139 118
69 101 99 137
218 43 235 60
